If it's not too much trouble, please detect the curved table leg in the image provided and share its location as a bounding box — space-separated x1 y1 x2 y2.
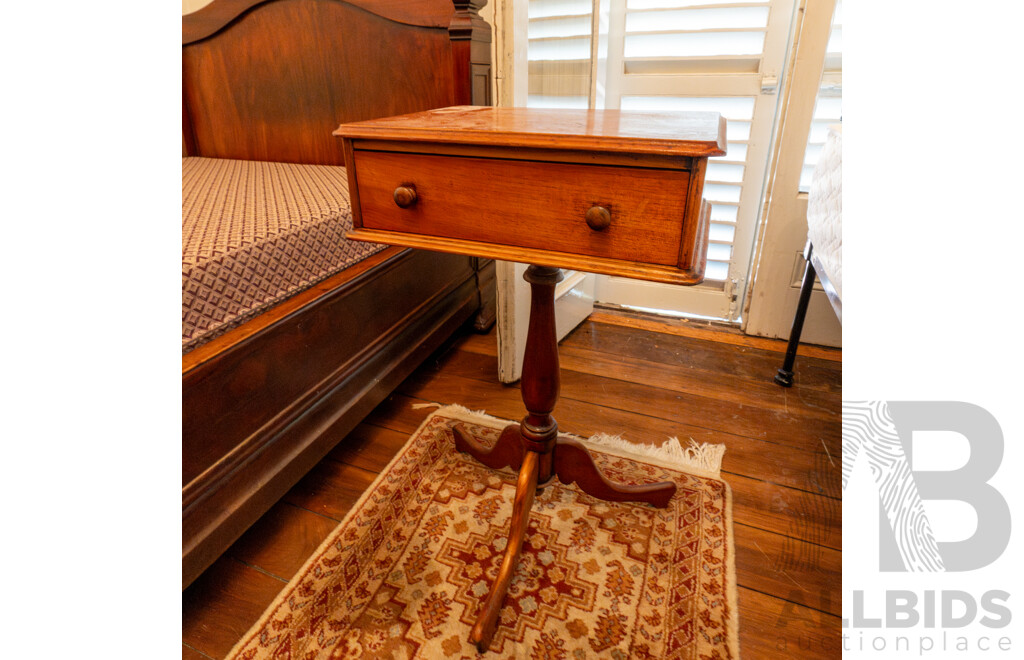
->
554 437 676 508
468 450 540 653
453 423 524 472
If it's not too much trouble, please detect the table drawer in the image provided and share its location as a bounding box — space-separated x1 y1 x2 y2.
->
352 150 693 268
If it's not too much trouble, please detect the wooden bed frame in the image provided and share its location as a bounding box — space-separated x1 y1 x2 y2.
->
182 0 493 589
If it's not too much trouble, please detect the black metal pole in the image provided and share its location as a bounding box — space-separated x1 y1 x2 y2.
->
775 243 817 387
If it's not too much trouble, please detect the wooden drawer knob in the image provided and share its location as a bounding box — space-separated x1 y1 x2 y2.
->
393 185 417 208
585 205 611 231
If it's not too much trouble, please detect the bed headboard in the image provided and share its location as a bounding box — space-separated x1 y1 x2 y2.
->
182 0 491 165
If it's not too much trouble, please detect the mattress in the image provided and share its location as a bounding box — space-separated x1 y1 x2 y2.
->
182 157 387 352
806 124 842 302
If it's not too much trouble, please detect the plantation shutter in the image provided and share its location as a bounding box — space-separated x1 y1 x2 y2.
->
527 0 595 109
619 0 788 285
526 0 797 319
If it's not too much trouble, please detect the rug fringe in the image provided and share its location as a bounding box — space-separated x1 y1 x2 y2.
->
582 433 726 476
412 402 510 424
414 403 726 478
411 402 487 416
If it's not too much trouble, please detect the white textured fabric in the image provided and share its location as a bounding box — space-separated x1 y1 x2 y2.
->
807 124 842 301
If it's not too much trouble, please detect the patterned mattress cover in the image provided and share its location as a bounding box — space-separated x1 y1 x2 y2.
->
182 157 387 353
806 124 842 301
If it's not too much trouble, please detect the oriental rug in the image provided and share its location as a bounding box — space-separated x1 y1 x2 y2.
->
227 405 739 659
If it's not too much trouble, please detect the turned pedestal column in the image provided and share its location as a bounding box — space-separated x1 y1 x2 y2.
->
453 265 677 652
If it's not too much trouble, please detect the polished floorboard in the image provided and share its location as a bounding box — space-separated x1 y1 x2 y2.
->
182 311 842 659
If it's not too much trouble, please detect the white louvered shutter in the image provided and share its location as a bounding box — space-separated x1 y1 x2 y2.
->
527 0 799 321
528 0 594 109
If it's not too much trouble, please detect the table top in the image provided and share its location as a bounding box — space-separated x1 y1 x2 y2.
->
334 106 726 157
335 106 722 285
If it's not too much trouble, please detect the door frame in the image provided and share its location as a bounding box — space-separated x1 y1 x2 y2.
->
742 0 840 346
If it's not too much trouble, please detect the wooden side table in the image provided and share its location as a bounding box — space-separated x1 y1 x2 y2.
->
335 106 725 652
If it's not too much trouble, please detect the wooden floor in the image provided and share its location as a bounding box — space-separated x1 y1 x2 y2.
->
182 311 841 659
